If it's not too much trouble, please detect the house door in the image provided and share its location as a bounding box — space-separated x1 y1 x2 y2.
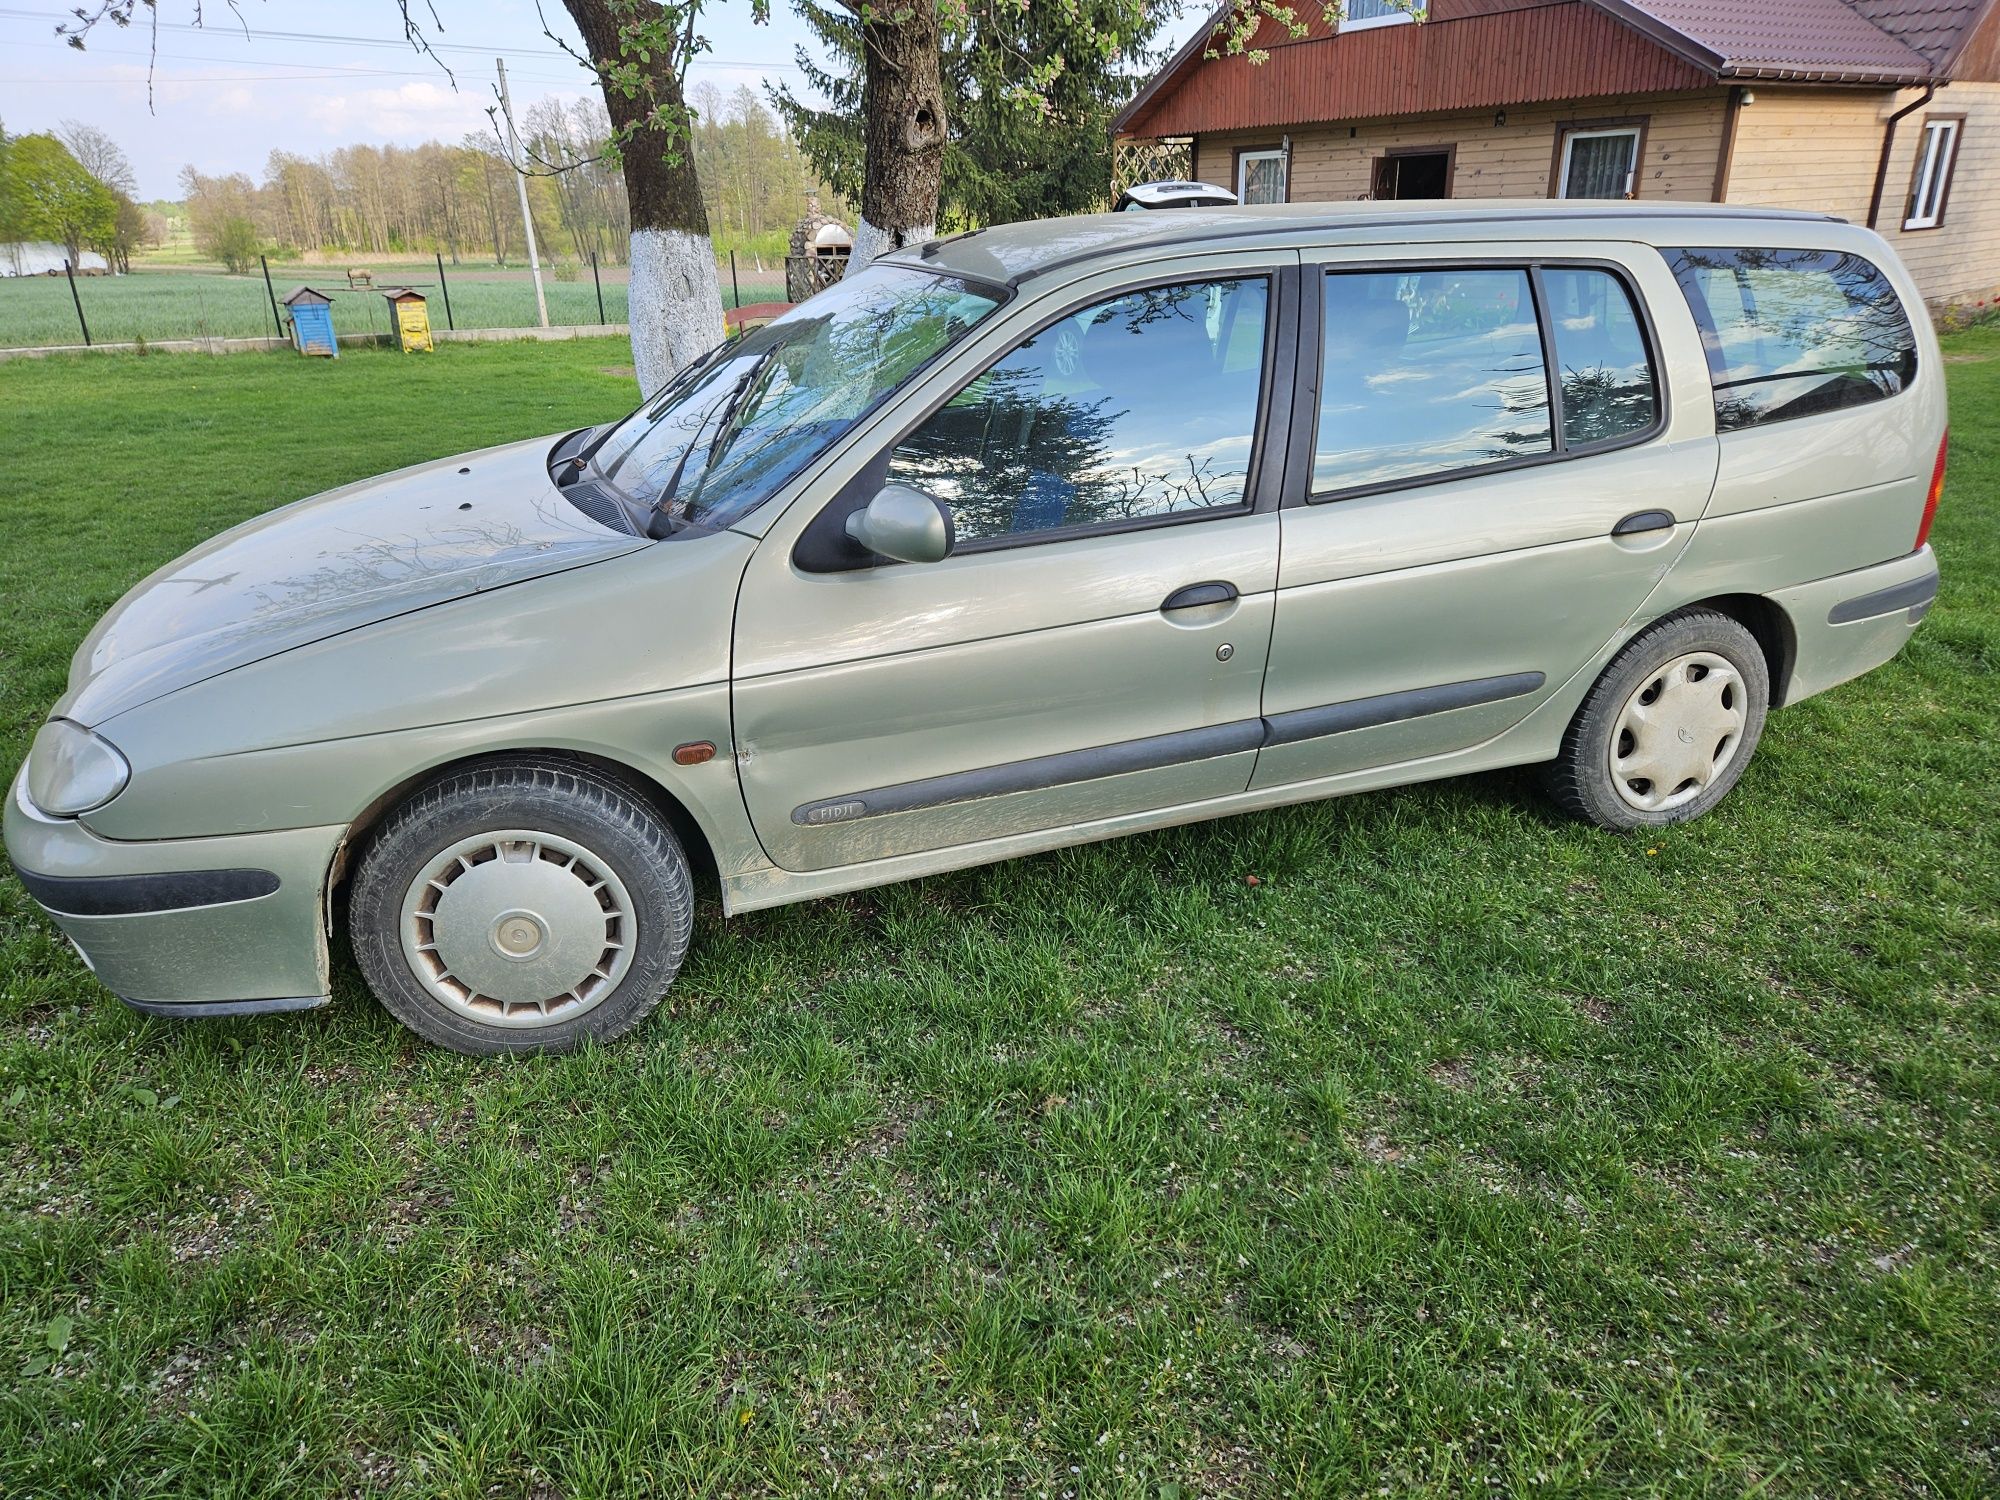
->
1373 150 1452 200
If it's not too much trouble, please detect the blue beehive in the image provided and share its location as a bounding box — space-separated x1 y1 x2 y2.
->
281 286 337 357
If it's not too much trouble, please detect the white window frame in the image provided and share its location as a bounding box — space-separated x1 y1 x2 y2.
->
1558 125 1641 199
1236 148 1288 204
1342 0 1424 31
1905 117 1961 230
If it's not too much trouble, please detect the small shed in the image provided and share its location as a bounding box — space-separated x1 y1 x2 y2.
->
380 287 434 353
786 198 853 302
281 286 337 358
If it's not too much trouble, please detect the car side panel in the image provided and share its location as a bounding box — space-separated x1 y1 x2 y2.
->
1256 240 1719 789
732 516 1278 872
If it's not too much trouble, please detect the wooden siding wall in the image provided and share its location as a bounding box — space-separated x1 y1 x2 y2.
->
1124 2 1712 137
1195 92 1730 204
1726 82 2000 307
1722 89 1884 225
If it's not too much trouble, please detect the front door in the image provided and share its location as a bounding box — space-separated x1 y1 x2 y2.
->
733 258 1299 873
1373 149 1452 200
1255 248 1720 791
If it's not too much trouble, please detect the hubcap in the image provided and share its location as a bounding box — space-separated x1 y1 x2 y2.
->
1608 651 1746 813
399 830 635 1028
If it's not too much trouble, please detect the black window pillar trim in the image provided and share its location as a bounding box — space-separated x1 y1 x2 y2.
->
1526 264 1570 455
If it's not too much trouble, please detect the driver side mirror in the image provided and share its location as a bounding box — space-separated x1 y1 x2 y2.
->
844 483 955 565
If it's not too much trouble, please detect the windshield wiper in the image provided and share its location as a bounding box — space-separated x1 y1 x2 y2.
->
705 345 779 466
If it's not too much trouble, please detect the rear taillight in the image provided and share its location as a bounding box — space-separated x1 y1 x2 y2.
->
1916 429 1948 550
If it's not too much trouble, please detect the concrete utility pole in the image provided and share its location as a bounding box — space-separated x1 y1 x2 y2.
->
496 57 550 329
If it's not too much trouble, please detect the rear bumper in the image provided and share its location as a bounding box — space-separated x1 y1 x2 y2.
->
3 767 344 1016
1773 546 1939 705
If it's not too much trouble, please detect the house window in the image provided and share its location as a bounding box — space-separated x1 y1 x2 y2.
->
1905 117 1961 230
1558 126 1641 198
1344 0 1423 30
1236 148 1287 204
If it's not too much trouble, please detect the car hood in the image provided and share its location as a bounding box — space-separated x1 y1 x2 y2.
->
57 437 648 727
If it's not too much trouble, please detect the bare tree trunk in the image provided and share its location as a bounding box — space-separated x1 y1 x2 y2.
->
849 0 946 264
563 0 721 394
479 155 505 266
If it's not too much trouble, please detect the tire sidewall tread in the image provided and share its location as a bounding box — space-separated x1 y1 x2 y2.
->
348 757 693 1055
1546 610 1771 832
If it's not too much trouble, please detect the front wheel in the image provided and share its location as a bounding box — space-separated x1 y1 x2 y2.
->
348 757 693 1054
1545 610 1771 832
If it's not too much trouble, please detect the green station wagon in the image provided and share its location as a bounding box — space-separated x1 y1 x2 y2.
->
6 202 1948 1053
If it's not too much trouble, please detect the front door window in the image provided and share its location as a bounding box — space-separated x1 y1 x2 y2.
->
1560 127 1640 198
887 277 1271 545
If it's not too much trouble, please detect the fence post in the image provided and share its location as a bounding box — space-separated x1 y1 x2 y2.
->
591 250 605 325
63 260 91 346
260 254 284 340
729 250 741 311
435 251 455 330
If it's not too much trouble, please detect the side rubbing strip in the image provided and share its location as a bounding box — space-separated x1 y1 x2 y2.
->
16 866 280 917
1262 672 1547 748
792 719 1265 826
789 671 1553 829
1826 570 1939 625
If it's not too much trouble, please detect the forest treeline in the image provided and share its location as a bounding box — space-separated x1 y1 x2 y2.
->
179 84 839 272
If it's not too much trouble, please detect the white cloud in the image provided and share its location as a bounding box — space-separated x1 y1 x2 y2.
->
304 80 491 140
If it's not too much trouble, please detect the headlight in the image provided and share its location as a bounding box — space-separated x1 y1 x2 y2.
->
25 719 131 816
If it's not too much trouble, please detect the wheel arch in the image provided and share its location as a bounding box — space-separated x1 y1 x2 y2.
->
1675 593 1798 707
328 748 723 904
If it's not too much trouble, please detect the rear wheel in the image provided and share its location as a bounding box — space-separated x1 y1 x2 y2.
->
1546 610 1770 831
349 758 692 1054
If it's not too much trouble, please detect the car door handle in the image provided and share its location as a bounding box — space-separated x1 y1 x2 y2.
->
1161 581 1238 612
1611 509 1676 536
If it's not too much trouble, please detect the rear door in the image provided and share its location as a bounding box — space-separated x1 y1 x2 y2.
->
1256 243 1720 790
733 252 1300 873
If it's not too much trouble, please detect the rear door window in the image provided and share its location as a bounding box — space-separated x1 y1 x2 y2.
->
1542 266 1659 447
1663 247 1918 432
1315 267 1554 493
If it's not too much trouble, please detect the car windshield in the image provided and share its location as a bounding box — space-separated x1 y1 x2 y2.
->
589 263 1005 533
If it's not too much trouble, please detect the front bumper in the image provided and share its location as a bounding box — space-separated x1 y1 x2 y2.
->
3 767 345 1016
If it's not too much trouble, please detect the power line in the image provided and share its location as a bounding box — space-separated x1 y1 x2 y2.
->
0 7 804 68
0 36 580 83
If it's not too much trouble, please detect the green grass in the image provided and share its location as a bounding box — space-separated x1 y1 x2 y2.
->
0 262 791 349
2 333 1996 1497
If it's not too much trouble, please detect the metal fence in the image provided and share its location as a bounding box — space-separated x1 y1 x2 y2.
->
0 251 788 354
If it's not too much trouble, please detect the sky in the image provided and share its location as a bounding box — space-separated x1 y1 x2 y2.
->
0 1 832 202
0 2 1210 203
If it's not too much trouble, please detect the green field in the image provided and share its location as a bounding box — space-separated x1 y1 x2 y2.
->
0 261 790 349
1 333 1996 1496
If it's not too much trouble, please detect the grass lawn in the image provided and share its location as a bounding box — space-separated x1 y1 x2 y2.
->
1 332 1996 1497
0 262 791 350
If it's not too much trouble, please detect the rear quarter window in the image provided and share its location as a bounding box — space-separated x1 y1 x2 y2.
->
1664 247 1917 432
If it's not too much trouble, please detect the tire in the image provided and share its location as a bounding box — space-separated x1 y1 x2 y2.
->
348 756 693 1055
1545 609 1771 832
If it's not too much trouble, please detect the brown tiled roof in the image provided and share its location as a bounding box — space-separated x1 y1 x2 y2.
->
1592 0 1934 81
1111 0 1995 141
1844 0 1990 65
